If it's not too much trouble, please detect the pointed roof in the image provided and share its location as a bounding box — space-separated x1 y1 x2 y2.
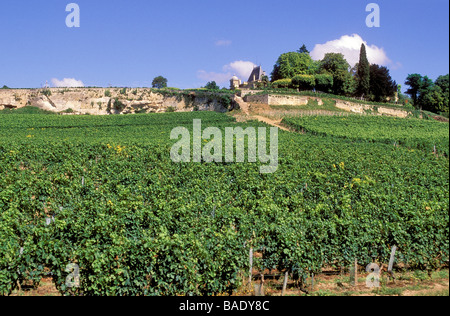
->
247 66 264 83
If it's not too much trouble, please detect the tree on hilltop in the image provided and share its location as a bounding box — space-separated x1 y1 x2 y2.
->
297 44 310 54
319 53 354 96
152 76 168 89
405 74 423 107
369 64 396 102
356 44 370 98
271 52 317 82
204 81 220 90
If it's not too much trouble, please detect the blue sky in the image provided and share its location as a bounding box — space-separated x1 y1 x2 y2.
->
0 0 448 91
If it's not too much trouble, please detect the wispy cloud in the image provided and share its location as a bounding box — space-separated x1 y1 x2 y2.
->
223 61 256 79
197 70 232 84
215 39 232 47
51 78 84 88
311 34 392 67
197 60 257 84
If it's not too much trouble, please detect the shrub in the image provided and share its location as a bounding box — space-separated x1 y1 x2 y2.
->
314 74 334 93
42 89 52 97
105 90 111 97
113 98 126 111
292 75 316 91
272 79 292 89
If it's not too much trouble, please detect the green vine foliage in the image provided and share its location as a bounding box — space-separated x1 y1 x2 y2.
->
0 111 448 295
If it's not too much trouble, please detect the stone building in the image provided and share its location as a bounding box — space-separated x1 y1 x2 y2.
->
230 75 241 90
230 66 266 90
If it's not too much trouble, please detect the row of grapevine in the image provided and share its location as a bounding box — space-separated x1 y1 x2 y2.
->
282 115 449 156
0 112 448 295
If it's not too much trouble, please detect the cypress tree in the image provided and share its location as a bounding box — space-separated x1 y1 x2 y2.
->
357 44 370 97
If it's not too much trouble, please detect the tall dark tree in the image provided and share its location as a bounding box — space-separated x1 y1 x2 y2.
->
369 64 397 102
356 44 370 97
416 76 436 111
435 74 449 93
435 74 449 115
297 44 310 54
152 76 168 89
405 74 423 108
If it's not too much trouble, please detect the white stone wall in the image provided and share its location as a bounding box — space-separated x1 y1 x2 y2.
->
0 88 229 114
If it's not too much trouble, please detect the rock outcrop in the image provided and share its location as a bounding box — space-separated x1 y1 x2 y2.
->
0 88 231 114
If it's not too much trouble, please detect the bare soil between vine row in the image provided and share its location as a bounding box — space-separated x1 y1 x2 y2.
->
11 269 449 297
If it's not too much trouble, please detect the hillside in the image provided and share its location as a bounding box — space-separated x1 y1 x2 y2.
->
2 88 447 122
0 88 234 115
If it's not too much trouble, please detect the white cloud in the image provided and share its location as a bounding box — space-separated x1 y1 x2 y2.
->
310 34 391 67
51 78 84 88
215 39 232 47
223 61 257 80
197 60 257 84
197 70 233 84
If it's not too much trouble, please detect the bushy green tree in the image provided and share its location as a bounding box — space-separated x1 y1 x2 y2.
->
434 74 449 115
204 81 220 90
319 53 354 96
405 73 449 115
314 74 334 93
152 76 168 89
271 52 317 81
292 75 315 91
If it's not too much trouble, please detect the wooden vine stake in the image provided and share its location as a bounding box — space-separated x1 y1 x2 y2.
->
248 247 253 293
256 273 265 296
350 258 358 287
388 245 397 283
281 270 289 296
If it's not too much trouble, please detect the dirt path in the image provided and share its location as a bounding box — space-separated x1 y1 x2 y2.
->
231 99 291 132
251 115 291 132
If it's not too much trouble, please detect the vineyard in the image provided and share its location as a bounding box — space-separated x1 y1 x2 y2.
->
282 115 450 156
0 111 448 296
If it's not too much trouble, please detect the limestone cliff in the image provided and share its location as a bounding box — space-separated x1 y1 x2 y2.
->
0 88 232 115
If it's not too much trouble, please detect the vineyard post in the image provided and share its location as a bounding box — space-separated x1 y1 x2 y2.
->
259 273 265 296
388 245 397 282
281 270 289 296
248 247 253 292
